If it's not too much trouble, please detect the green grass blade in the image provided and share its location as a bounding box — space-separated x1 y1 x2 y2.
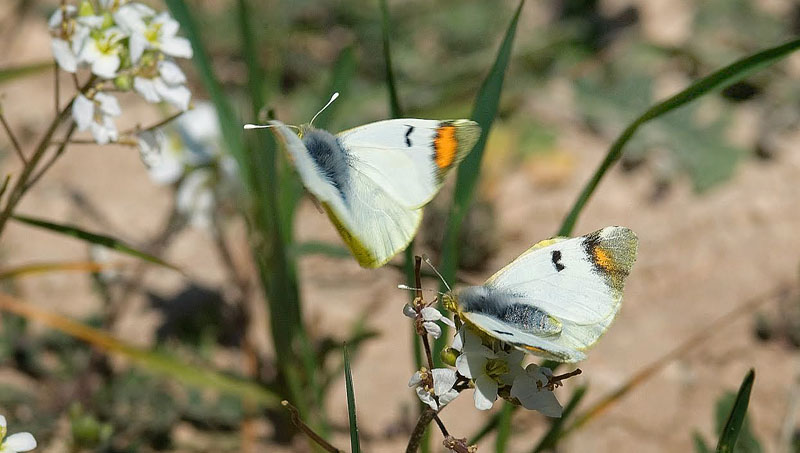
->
532 385 588 453
0 291 280 408
343 344 361 453
0 61 53 85
11 214 180 272
716 369 756 453
313 46 357 130
292 241 351 259
495 402 514 452
557 37 800 236
694 432 712 453
379 0 403 117
437 0 525 295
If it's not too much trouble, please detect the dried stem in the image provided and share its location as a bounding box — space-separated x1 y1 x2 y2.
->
25 121 77 190
282 400 343 453
0 107 26 164
54 60 59 116
406 407 437 453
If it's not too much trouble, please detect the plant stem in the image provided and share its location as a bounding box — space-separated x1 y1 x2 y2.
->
0 76 95 238
406 407 437 453
0 108 26 164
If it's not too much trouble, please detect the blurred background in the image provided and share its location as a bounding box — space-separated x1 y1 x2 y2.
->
0 0 799 451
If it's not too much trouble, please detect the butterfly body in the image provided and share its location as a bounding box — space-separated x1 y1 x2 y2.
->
450 226 639 363
270 118 480 268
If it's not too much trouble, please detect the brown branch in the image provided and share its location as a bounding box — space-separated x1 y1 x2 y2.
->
24 120 77 190
0 107 26 164
406 407 437 453
282 400 343 453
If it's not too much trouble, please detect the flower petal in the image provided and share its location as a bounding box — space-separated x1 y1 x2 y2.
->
51 39 77 72
159 36 193 59
450 329 464 352
415 387 438 411
154 79 191 111
95 92 121 116
511 373 562 417
91 53 120 78
72 95 94 131
438 389 459 407
128 33 148 63
0 414 6 428
473 375 498 410
402 303 416 319
4 432 37 452
408 371 423 388
133 77 161 103
158 60 186 84
420 307 442 322
456 353 486 380
431 368 456 396
423 321 441 339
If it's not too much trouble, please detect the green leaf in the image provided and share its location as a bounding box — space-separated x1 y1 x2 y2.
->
558 37 800 236
716 369 756 453
11 214 180 272
292 241 352 259
532 385 588 453
437 0 525 296
694 432 713 453
0 61 53 85
0 291 280 408
379 0 403 118
714 377 762 453
495 402 514 452
344 344 361 453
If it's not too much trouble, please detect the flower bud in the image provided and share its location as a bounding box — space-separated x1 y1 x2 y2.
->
114 74 132 91
78 1 95 17
440 347 459 367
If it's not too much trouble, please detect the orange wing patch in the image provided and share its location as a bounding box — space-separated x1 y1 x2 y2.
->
434 125 458 170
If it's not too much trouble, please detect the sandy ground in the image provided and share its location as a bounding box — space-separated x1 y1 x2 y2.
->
2 1 800 452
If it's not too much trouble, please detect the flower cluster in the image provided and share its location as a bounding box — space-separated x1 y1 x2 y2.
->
0 415 36 453
405 302 565 417
49 0 193 144
136 102 239 230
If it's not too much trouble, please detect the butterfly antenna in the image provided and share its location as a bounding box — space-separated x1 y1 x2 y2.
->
243 123 301 132
422 254 451 292
309 92 339 127
397 284 445 296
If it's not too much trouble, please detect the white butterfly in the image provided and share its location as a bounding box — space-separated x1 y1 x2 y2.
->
445 226 639 363
248 94 480 268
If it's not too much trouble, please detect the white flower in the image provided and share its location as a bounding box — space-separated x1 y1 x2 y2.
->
454 328 523 410
115 5 192 63
78 26 126 78
134 60 191 111
72 93 121 144
0 415 36 452
408 368 459 411
176 169 216 229
510 364 563 417
136 128 184 183
51 38 78 72
402 304 455 339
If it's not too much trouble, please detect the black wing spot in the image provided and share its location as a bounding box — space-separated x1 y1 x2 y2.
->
405 125 414 147
551 250 565 272
493 329 514 336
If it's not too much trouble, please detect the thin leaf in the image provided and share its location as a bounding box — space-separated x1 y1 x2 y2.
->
344 344 361 453
437 0 525 300
292 241 352 259
0 291 280 408
0 61 53 85
11 214 180 272
693 432 712 453
532 385 588 453
379 0 403 117
495 402 514 452
558 37 800 236
716 369 756 453
0 261 115 280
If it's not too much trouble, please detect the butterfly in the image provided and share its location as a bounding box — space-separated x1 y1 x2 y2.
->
247 94 480 268
443 226 639 363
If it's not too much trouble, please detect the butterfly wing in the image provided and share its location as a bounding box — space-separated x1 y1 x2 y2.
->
460 226 637 358
459 311 587 362
338 119 480 209
269 120 421 268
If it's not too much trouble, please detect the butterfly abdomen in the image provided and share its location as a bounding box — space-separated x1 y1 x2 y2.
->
459 286 562 337
302 128 351 201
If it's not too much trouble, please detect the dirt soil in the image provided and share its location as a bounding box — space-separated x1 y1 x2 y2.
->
2 2 800 452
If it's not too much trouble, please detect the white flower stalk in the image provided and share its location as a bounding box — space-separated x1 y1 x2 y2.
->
453 328 524 410
114 6 192 63
72 93 121 144
0 415 36 453
408 368 459 411
510 364 563 417
133 59 191 111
